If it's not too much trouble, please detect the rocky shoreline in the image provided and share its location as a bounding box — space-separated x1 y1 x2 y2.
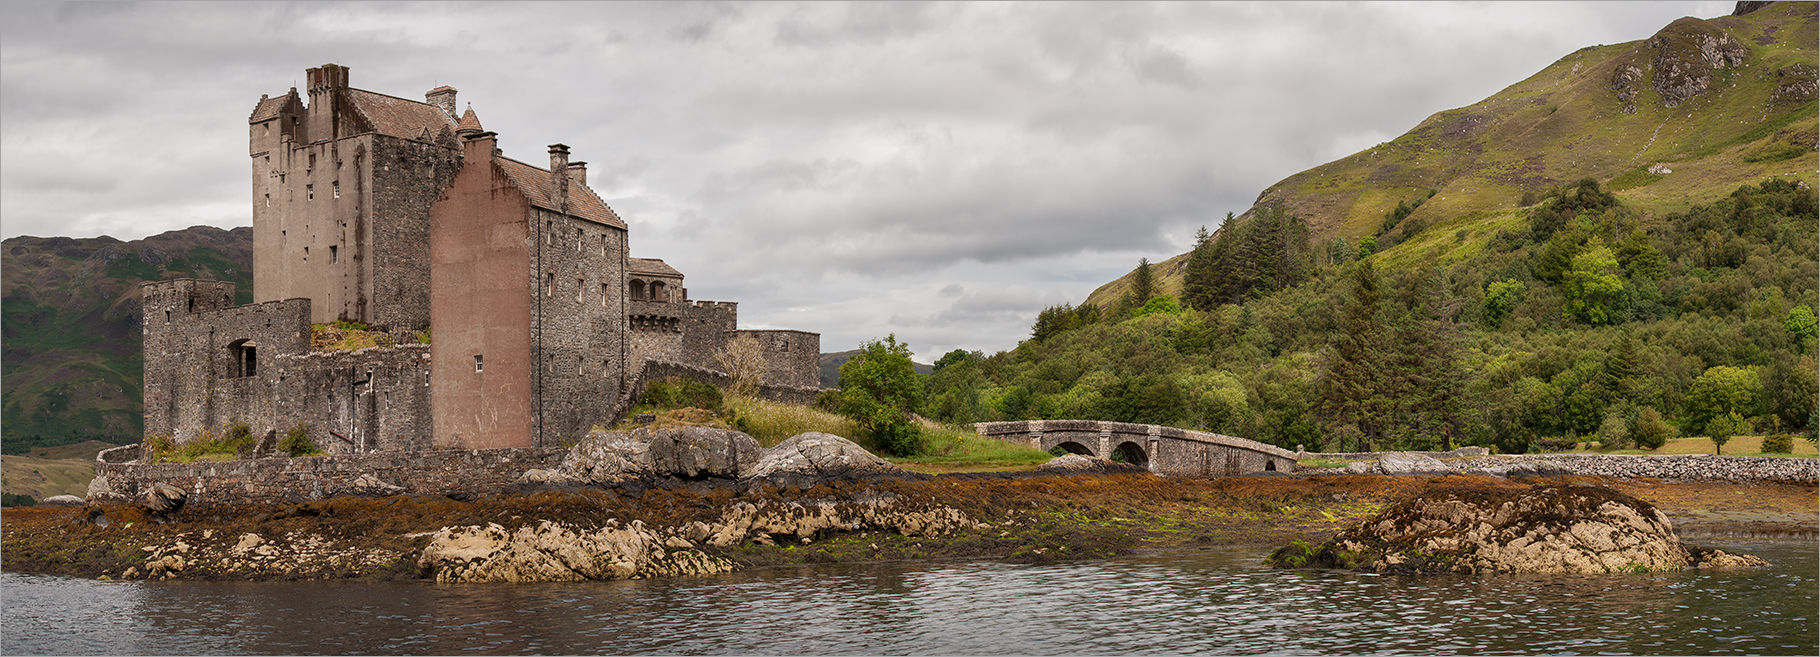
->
1318 452 1818 484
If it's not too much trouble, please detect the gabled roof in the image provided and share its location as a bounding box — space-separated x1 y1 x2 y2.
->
343 88 456 140
629 258 683 278
249 90 301 123
495 156 627 230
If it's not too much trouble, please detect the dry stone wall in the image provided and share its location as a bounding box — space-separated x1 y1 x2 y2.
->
94 445 564 508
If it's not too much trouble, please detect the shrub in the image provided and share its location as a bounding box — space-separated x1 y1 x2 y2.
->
640 377 723 412
1536 436 1578 452
1630 407 1673 450
1597 412 1631 449
1 493 38 507
279 422 323 457
837 335 925 456
1760 433 1795 454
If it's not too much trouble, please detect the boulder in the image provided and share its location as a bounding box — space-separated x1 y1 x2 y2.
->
1376 453 1452 476
1038 454 1146 475
39 494 85 506
741 432 911 486
140 482 187 515
647 426 762 479
1267 484 1767 574
551 428 655 485
86 475 126 503
339 473 406 497
417 519 735 583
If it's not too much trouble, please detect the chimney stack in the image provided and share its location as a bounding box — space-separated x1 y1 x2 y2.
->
548 144 570 212
425 85 458 118
566 161 587 186
462 130 498 164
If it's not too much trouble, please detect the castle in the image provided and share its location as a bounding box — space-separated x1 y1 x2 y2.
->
142 63 819 454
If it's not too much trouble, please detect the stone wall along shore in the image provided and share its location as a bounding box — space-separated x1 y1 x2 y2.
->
1446 453 1818 484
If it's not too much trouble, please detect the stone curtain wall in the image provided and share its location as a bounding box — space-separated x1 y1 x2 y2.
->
733 329 821 389
94 445 564 508
269 345 433 454
681 301 738 368
141 280 311 442
974 420 1299 477
624 359 823 413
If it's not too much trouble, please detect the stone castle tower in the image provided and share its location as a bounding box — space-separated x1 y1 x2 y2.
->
142 63 819 454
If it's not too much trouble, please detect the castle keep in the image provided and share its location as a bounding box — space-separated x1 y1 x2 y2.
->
143 63 820 453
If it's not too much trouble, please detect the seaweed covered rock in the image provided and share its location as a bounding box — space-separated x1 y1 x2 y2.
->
1038 454 1145 475
1266 484 1766 574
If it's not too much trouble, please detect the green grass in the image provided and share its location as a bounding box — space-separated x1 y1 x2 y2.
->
1297 457 1351 469
891 424 1053 472
723 396 860 448
1574 435 1818 457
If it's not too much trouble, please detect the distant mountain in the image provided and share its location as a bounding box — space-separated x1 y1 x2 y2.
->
2 226 253 453
1086 2 1816 311
818 349 934 388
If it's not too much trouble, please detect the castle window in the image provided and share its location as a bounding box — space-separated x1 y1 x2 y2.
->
165 310 171 324
307 184 314 200
264 193 270 208
545 220 553 245
576 278 584 302
303 246 309 261
330 245 338 264
308 153 316 171
601 283 610 306
333 181 340 199
229 339 258 378
629 279 646 301
474 355 484 372
546 272 555 297
779 339 789 353
424 370 430 386
575 228 583 252
651 281 667 303
600 235 608 256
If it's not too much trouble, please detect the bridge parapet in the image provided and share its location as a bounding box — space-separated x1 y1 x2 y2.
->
975 420 1297 477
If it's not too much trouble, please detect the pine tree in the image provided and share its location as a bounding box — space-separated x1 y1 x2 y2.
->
1183 226 1219 311
1317 260 1396 450
1392 269 1466 450
1124 257 1156 311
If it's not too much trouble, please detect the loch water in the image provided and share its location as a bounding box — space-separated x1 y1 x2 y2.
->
3 540 1814 655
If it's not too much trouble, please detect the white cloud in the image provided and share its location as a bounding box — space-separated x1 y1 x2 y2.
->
0 1 1727 359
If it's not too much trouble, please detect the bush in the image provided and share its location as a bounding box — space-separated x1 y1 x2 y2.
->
1597 412 1631 449
1536 436 1578 452
837 335 925 456
279 422 323 457
1630 408 1673 450
1760 433 1795 454
1 493 37 507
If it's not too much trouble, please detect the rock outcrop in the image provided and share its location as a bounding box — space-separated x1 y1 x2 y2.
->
740 432 913 487
419 492 974 583
39 495 86 506
1341 453 1452 476
1038 454 1145 474
140 482 187 515
648 426 762 479
1267 484 1767 574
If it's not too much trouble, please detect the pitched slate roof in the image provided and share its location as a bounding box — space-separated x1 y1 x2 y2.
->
629 258 683 278
249 90 300 123
343 88 455 140
495 156 627 230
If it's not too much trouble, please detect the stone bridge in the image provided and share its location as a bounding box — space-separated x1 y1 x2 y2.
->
974 420 1298 477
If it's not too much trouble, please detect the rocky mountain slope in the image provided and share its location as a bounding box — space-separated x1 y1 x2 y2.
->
2 226 252 453
1086 2 1816 311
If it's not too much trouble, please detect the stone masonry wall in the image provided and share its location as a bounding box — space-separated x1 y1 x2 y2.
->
682 301 738 368
93 445 564 508
142 280 310 442
268 345 433 454
734 329 821 389
626 359 822 412
529 207 627 448
367 133 461 330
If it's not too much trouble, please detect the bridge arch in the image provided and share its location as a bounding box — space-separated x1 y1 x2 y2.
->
1052 441 1094 456
1111 441 1148 469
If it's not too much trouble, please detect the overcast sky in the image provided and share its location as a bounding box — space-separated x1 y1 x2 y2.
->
1 1 1732 359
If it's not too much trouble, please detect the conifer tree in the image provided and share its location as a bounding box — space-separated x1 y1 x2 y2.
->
1124 257 1156 311
1318 260 1395 450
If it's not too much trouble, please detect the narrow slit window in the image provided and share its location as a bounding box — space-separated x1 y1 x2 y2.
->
546 272 555 296
330 245 338 264
306 184 314 200
601 283 610 306
545 220 553 245
264 193 270 208
303 246 309 261
575 228 583 252
600 234 608 256
576 278 585 302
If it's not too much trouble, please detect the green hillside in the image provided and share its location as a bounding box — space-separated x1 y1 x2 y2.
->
1 226 253 454
931 4 1817 455
1087 2 1817 312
